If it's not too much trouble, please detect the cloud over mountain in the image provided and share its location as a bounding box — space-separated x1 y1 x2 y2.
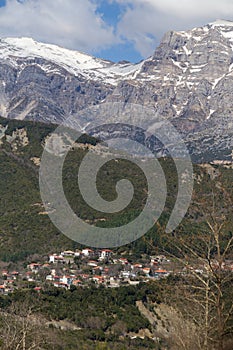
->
0 0 233 59
113 0 233 56
0 0 117 53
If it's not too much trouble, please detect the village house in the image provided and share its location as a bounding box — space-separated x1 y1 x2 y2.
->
27 263 41 273
25 271 35 282
142 267 151 277
10 271 19 277
79 274 89 281
74 250 82 257
72 279 82 287
0 285 6 294
92 275 104 285
98 249 113 261
131 264 143 271
49 254 65 264
82 248 95 257
87 260 98 267
61 250 75 257
53 281 68 289
154 269 169 278
109 277 120 288
46 275 53 281
60 275 74 286
118 258 129 265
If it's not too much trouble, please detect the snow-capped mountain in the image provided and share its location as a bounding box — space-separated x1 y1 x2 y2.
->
0 37 143 84
1 20 233 161
0 37 144 123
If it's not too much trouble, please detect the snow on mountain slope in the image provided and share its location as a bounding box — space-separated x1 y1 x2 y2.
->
209 19 233 27
1 21 233 161
0 37 143 85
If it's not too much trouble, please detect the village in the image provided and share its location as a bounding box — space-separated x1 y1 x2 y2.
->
0 248 233 295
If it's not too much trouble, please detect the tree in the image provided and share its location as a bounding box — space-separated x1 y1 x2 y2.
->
0 299 48 350
166 189 233 350
142 170 233 350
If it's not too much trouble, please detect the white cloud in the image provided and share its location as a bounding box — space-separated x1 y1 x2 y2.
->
113 0 233 57
0 0 117 53
0 0 232 60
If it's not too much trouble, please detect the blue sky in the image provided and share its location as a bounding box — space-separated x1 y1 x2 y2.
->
96 0 144 62
0 0 232 63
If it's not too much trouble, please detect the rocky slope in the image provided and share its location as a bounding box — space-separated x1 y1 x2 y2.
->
1 20 233 161
0 37 143 124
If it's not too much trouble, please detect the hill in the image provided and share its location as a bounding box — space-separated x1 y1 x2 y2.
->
0 116 233 261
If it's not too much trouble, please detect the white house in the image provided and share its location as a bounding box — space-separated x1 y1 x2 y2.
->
82 248 94 257
74 250 81 257
60 275 73 286
61 250 75 257
46 275 53 281
49 254 65 264
87 261 98 267
99 249 113 261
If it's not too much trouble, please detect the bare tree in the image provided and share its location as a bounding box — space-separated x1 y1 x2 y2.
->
166 189 233 350
0 299 48 350
143 173 233 350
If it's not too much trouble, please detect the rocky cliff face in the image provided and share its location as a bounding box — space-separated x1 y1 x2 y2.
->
0 37 143 124
1 20 233 161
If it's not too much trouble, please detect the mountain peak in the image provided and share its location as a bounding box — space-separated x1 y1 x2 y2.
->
1 24 233 162
0 37 143 85
208 19 233 27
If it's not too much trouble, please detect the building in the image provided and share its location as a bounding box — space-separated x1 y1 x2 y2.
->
49 255 65 264
82 248 95 257
98 249 113 261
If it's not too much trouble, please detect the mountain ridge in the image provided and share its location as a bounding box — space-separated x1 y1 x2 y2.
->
1 20 233 161
0 37 144 84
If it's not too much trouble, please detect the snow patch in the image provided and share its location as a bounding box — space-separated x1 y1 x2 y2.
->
212 75 225 89
173 104 182 116
207 109 215 119
171 59 187 72
186 82 194 89
193 36 202 41
183 46 192 55
209 19 233 27
163 75 170 81
189 68 201 73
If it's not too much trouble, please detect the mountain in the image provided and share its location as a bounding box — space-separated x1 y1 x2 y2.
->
0 37 143 123
1 20 233 161
0 115 233 261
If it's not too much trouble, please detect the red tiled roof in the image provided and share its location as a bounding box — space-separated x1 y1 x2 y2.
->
155 269 168 273
72 279 81 285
